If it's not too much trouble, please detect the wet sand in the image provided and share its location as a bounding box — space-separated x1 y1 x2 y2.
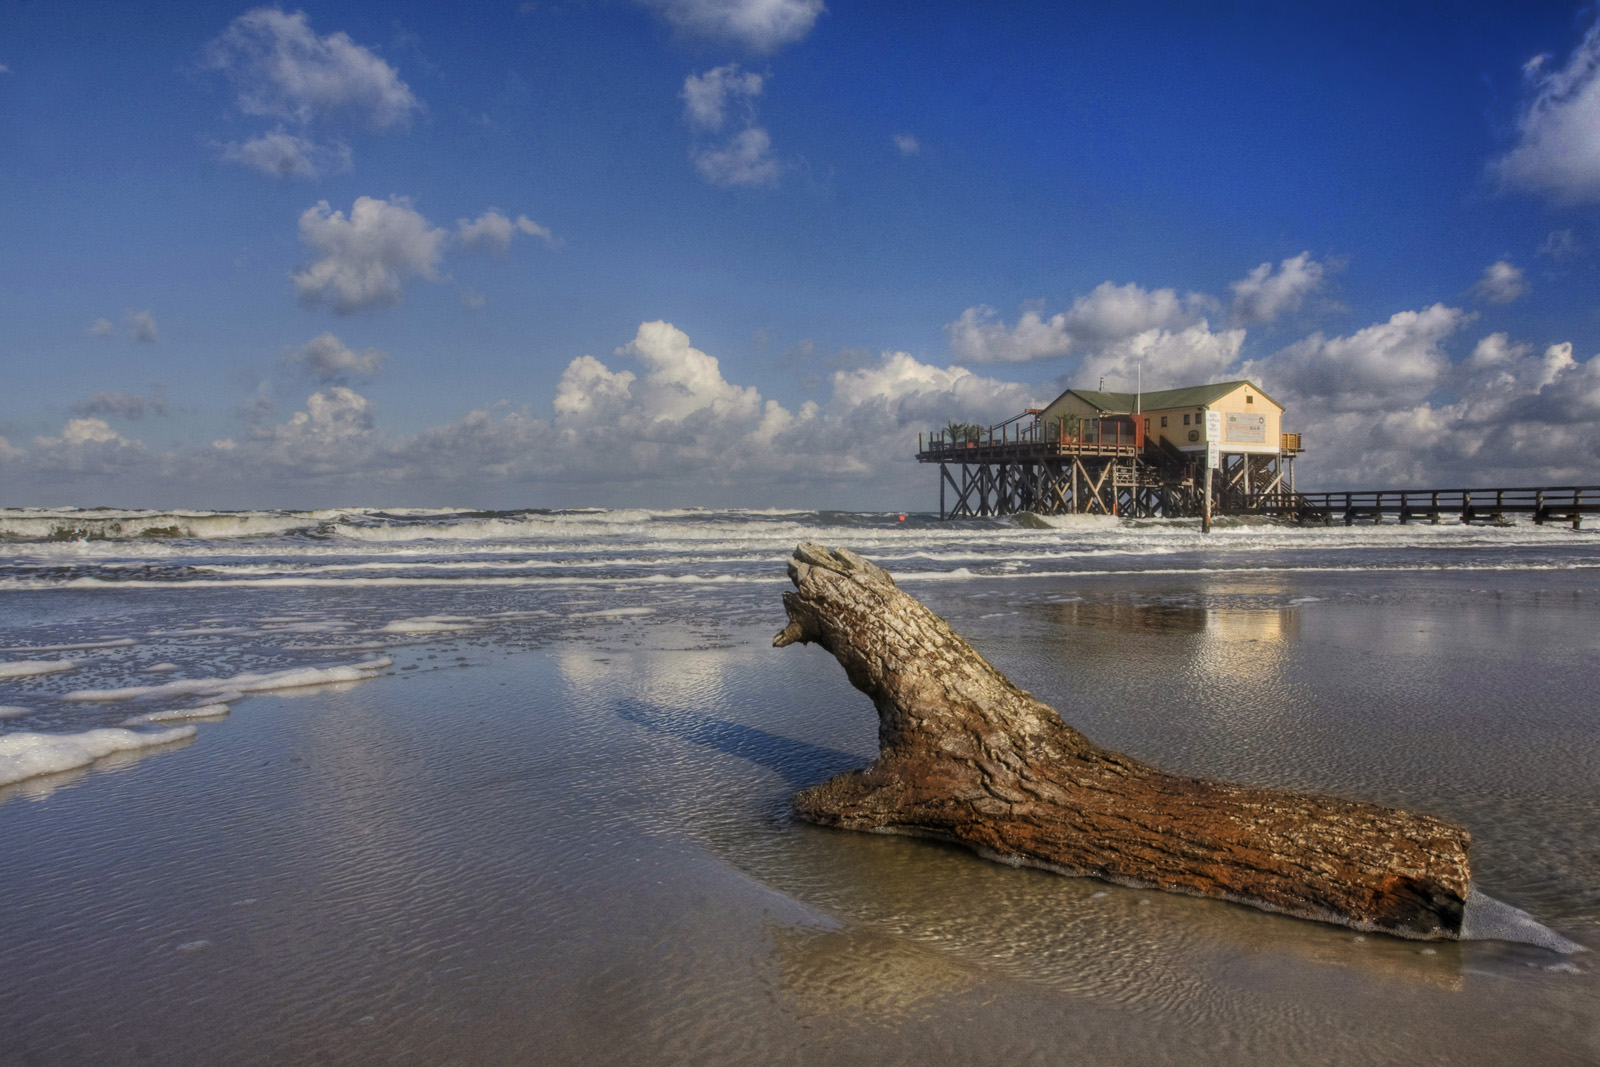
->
1 570 1597 1065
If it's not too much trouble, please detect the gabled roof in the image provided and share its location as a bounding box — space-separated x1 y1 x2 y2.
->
1049 380 1283 413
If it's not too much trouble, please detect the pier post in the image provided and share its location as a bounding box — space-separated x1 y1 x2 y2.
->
1202 463 1213 533
1535 489 1546 525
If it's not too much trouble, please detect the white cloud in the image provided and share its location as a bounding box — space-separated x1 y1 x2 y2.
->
692 127 780 187
1079 323 1245 394
291 196 448 313
612 320 764 424
946 282 1209 364
638 0 824 52
87 318 115 339
1228 252 1325 325
1467 331 1531 369
27 418 150 476
242 386 379 476
1244 304 1468 414
127 310 158 343
1470 260 1528 304
71 392 170 420
289 333 385 380
457 210 555 256
681 65 763 131
1274 337 1600 487
203 8 420 130
1492 17 1600 202
1539 229 1579 259
15 310 1600 504
158 322 820 496
217 129 351 179
682 65 780 188
892 132 920 156
203 8 420 180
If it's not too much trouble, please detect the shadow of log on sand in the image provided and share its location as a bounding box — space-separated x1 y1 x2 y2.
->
773 542 1580 952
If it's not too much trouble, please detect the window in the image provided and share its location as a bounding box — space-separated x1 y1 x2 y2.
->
1182 414 1189 426
1246 395 1254 404
1161 416 1168 427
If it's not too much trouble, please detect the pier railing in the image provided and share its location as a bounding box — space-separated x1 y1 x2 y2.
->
919 417 1142 460
1245 485 1600 528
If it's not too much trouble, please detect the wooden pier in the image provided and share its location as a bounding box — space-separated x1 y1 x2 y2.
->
1243 486 1599 529
916 412 1298 521
920 386 1592 528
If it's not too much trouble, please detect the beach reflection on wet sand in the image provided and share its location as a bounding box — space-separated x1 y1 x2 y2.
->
0 570 1597 1066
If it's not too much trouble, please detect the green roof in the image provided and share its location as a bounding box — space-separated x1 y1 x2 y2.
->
1052 380 1283 413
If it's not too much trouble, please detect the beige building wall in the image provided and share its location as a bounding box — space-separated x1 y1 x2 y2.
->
1040 382 1284 454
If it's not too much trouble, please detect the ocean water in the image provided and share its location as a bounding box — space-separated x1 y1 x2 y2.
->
1 507 1598 1065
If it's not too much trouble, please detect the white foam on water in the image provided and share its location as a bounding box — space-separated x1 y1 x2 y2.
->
140 663 181 673
0 726 197 787
1289 597 1324 605
258 621 351 633
380 615 479 632
0 706 30 719
121 704 230 726
0 638 135 652
0 508 337 542
569 607 656 618
1461 888 1586 954
61 658 392 703
9 572 770 592
0 660 80 679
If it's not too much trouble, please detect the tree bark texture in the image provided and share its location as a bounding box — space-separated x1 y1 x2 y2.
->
773 542 1471 940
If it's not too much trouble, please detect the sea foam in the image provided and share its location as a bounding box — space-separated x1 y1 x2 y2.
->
62 658 392 703
121 705 230 726
0 660 79 679
0 727 196 787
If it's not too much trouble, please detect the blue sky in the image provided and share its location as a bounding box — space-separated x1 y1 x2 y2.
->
4 0 1600 508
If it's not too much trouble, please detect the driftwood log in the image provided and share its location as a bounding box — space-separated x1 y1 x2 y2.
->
774 542 1472 940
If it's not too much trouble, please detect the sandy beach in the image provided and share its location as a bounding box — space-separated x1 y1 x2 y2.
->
2 514 1597 1065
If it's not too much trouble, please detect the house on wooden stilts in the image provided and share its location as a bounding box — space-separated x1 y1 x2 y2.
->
917 379 1307 519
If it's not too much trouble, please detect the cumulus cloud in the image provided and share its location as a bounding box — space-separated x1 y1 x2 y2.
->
203 8 420 129
692 127 780 187
639 0 824 52
682 66 780 188
1244 304 1467 414
291 196 448 313
13 308 1600 503
1492 17 1600 202
1468 331 1531 369
203 8 420 179
682 64 764 131
127 310 159 343
217 128 351 179
457 210 555 256
946 282 1211 366
1228 252 1325 325
26 418 150 476
1470 260 1528 304
289 333 385 380
1266 336 1600 487
248 386 377 473
892 132 920 156
71 391 170 420
87 318 115 339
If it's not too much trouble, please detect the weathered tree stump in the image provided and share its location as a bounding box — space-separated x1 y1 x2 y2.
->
773 542 1471 939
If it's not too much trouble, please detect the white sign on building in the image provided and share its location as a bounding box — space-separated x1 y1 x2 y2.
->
1205 442 1220 469
1204 411 1222 443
